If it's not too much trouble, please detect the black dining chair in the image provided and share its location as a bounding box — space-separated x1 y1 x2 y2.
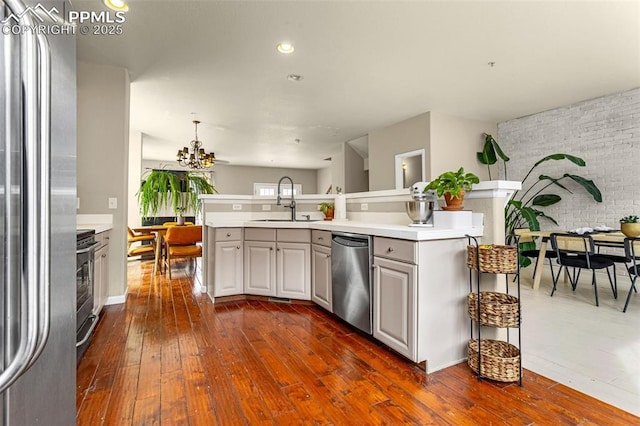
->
623 237 640 312
549 233 617 306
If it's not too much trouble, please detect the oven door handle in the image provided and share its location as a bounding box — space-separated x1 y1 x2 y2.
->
75 315 99 348
76 241 102 255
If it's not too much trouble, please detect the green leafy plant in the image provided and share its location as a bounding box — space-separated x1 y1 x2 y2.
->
506 154 602 266
319 202 335 217
137 169 216 218
477 133 510 180
424 167 480 198
620 215 639 223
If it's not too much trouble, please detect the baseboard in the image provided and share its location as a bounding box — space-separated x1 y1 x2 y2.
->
106 293 127 306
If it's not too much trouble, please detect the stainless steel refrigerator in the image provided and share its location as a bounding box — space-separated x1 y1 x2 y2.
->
1 0 76 424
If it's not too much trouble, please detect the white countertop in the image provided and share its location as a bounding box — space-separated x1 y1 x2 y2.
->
205 219 482 241
77 214 113 234
77 223 113 234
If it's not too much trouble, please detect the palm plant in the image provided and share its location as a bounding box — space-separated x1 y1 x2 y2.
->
477 133 510 180
137 169 216 218
505 154 602 266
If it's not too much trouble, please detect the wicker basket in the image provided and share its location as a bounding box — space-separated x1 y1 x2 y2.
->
467 292 520 327
467 339 521 382
467 245 517 274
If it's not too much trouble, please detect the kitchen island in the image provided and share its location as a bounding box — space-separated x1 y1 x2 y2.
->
203 215 482 374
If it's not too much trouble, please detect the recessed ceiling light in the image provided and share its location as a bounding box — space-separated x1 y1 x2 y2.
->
103 0 129 12
287 74 303 82
277 42 295 54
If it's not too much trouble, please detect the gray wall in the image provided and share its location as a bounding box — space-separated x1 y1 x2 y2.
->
498 87 640 230
369 112 430 191
212 164 318 195
344 142 369 193
77 61 130 299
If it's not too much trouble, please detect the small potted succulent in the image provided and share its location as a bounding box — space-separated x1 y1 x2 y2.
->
620 215 640 237
320 202 335 221
424 167 480 211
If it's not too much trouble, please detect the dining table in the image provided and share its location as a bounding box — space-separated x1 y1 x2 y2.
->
132 225 170 275
519 230 627 290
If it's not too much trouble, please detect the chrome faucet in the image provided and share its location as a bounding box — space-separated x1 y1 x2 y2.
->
276 176 296 221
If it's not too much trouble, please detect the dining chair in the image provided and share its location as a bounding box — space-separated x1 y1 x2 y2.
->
514 228 558 285
622 237 640 312
163 225 203 279
127 227 156 258
549 233 617 306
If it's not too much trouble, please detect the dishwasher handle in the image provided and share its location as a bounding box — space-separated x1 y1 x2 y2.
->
332 234 369 248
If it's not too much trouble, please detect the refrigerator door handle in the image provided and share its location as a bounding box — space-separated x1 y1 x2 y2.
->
0 0 51 392
26 30 52 370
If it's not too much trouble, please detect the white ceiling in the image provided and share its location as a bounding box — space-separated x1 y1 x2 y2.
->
75 0 640 169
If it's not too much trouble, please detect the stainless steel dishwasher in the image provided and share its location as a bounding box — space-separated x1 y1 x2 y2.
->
331 232 373 334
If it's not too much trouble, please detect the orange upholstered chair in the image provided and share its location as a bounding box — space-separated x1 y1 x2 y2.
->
127 227 156 258
163 225 203 279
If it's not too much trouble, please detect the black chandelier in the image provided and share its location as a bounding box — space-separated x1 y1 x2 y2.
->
176 120 216 169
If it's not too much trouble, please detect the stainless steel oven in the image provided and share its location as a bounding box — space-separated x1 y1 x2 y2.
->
76 229 100 362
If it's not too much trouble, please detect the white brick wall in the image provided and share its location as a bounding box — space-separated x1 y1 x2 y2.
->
498 88 640 230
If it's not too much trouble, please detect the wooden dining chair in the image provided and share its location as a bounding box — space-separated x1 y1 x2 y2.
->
550 233 616 306
623 237 640 312
127 227 156 258
514 228 558 285
163 225 203 279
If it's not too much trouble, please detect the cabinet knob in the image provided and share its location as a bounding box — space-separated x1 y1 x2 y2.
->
387 247 394 252
270 247 273 251
226 233 231 237
236 245 241 250
101 254 107 258
326 254 331 258
372 264 378 269
277 248 281 252
318 237 323 240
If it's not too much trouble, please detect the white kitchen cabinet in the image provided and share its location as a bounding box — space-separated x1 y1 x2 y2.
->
244 241 276 296
311 244 332 311
213 241 243 297
93 231 110 315
244 229 311 299
277 242 311 300
206 227 244 300
372 256 416 359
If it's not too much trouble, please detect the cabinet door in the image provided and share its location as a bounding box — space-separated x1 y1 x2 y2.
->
93 233 109 315
244 241 276 296
373 256 416 359
311 244 332 311
214 241 244 297
277 242 311 300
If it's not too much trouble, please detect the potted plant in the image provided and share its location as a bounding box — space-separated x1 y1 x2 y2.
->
620 215 640 237
137 169 216 220
424 167 479 211
320 202 335 220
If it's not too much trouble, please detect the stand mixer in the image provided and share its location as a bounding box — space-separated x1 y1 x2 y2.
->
406 181 438 226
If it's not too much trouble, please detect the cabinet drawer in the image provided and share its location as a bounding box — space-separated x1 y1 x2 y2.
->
96 231 110 245
215 227 243 241
374 237 416 264
277 229 310 243
244 228 276 241
311 230 331 247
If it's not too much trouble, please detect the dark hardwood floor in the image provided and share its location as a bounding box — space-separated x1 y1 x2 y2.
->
76 259 639 425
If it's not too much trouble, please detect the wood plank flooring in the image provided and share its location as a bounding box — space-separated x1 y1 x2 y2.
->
76 259 639 425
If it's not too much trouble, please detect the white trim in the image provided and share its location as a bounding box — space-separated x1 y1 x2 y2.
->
106 293 126 306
